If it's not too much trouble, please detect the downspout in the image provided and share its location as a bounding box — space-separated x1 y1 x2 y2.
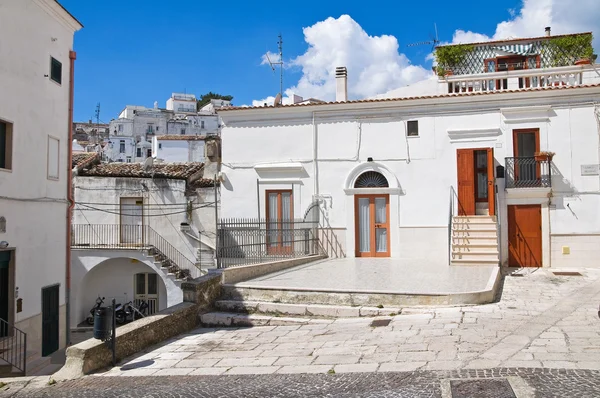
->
66 50 76 347
312 111 318 198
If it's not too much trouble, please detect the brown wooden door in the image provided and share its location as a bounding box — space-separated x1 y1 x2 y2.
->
266 190 293 254
457 149 475 216
487 148 495 216
508 205 542 267
355 195 390 257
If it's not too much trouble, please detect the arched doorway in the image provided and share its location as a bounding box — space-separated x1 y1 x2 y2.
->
354 171 390 257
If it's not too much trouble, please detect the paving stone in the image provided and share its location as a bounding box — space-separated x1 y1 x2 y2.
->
188 367 228 375
275 365 332 374
273 356 315 366
153 368 195 376
226 366 281 375
378 361 427 372
216 357 279 367
313 355 361 365
333 363 379 373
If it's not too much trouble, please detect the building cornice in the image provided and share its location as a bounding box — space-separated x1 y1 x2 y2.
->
34 0 83 33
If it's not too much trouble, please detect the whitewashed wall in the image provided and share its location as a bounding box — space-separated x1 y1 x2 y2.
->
0 0 80 353
220 89 600 267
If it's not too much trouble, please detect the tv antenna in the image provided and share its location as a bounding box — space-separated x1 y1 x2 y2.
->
407 23 440 52
266 34 284 97
94 103 101 138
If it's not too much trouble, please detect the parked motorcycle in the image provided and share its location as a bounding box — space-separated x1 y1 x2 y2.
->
115 300 149 324
85 296 105 325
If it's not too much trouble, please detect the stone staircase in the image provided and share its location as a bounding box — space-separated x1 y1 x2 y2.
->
451 215 499 266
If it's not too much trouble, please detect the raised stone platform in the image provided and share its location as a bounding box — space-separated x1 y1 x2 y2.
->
222 258 500 307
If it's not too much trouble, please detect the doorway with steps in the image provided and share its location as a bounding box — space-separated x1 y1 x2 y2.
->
456 148 495 216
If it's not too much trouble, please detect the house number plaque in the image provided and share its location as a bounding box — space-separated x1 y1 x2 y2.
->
581 165 600 176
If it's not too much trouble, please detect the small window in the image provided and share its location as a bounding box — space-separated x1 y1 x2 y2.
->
126 156 132 163
407 121 419 137
50 57 62 84
136 148 142 157
156 126 159 131
118 124 123 132
201 121 205 129
47 136 59 180
181 128 186 135
0 120 13 170
119 140 125 153
147 124 154 133
158 143 162 149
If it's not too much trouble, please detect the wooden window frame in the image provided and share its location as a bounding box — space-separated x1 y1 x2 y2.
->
0 119 13 171
265 190 294 254
512 128 541 182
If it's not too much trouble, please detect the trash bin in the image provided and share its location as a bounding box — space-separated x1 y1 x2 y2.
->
93 307 112 340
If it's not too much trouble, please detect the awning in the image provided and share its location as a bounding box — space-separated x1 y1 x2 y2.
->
493 44 536 56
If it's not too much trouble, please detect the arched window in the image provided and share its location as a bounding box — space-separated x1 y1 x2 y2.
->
354 171 389 188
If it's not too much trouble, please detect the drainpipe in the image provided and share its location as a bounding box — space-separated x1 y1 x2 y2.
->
66 50 76 347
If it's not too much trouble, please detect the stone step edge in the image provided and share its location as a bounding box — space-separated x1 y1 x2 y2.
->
201 312 398 327
214 300 401 318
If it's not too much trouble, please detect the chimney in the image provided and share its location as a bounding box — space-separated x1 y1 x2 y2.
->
335 66 348 102
545 27 551 37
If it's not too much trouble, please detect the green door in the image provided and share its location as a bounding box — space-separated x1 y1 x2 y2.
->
42 285 59 356
0 251 10 338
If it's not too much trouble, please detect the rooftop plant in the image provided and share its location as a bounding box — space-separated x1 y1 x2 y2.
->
546 33 594 66
434 44 475 77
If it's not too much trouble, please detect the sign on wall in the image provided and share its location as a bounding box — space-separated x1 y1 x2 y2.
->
581 164 600 176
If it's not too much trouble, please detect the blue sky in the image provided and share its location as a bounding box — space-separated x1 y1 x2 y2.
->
60 0 597 121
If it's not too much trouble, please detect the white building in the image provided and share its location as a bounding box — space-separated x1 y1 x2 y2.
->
219 32 600 269
167 93 197 114
70 155 217 327
0 0 82 371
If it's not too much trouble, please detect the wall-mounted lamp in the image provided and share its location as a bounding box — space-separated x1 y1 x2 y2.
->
0 241 9 249
367 157 374 162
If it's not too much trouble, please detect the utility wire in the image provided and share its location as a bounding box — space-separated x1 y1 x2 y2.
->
75 203 211 217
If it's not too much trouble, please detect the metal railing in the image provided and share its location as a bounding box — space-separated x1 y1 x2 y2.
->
505 157 552 188
217 218 322 268
0 318 26 375
71 224 201 279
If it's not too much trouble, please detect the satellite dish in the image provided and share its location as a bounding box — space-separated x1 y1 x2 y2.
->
273 93 282 107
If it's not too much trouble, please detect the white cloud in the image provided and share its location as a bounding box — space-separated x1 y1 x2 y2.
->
449 0 599 48
260 51 281 66
253 15 430 104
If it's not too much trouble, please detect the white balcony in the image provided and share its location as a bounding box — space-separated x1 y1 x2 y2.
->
440 65 598 94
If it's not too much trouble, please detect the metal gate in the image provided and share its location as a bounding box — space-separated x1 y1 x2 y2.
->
134 273 158 315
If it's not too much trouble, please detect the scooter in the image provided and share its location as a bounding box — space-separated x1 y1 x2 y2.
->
85 296 105 325
115 300 149 324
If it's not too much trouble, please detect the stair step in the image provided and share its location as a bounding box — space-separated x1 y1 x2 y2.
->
453 216 496 222
214 300 401 318
451 258 499 266
451 252 499 262
452 223 497 231
452 245 499 253
26 356 51 376
452 230 498 238
452 237 498 245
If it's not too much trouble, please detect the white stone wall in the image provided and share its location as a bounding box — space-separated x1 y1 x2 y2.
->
0 0 80 353
220 90 600 267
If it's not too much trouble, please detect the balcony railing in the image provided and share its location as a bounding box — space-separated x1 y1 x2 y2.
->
443 65 588 94
71 224 201 279
505 157 552 188
0 318 27 375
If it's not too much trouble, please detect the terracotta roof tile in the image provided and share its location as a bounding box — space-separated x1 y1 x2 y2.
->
155 135 207 141
218 83 600 112
72 152 100 170
79 162 205 180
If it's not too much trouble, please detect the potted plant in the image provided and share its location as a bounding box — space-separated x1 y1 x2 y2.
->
534 151 555 161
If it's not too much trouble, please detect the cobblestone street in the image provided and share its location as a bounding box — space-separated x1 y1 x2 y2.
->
2 268 600 397
3 368 600 397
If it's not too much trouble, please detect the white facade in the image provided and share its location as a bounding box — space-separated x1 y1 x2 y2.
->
0 0 81 357
71 175 217 325
167 93 197 113
152 137 206 163
220 68 600 268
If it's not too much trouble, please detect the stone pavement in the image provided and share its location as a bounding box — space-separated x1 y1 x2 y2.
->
3 368 600 397
89 268 600 377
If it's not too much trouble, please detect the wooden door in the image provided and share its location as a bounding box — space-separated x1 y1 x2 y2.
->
355 195 390 257
487 148 495 216
42 285 60 357
120 198 144 245
457 149 475 216
266 190 293 254
508 205 542 267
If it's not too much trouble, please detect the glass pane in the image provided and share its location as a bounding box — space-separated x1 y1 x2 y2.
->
268 193 278 247
358 198 370 252
477 172 488 199
376 228 387 253
476 151 487 168
375 198 386 223
517 133 536 157
135 274 146 295
281 193 292 247
147 274 158 295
